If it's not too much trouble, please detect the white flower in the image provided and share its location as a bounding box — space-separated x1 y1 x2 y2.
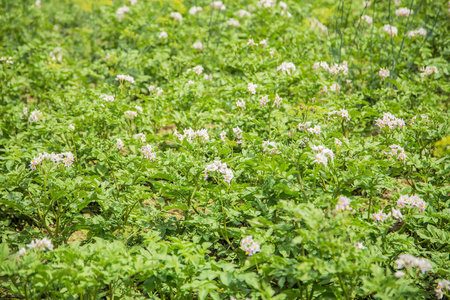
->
330 83 341 91
383 24 398 36
220 131 227 141
375 112 406 130
170 12 183 21
259 0 276 8
116 138 124 150
29 109 43 122
269 50 275 58
227 18 240 27
116 6 130 21
394 271 405 278
236 99 246 109
259 95 269 106
372 209 391 222
395 7 413 17
396 254 432 274
159 31 168 39
18 247 27 257
335 138 342 146
355 242 365 249
259 39 267 47
311 18 328 33
313 153 328 166
135 133 146 142
141 144 156 161
274 94 282 107
116 74 135 84
193 65 204 74
189 6 202 15
156 87 163 96
135 106 143 113
204 74 212 81
68 124 75 131
307 125 321 135
279 1 288 10
336 196 352 211
100 94 115 102
148 85 155 92
127 0 137 5
124 111 138 118
193 42 204 50
391 208 403 220
240 235 260 256
247 39 256 46
298 122 312 131
35 0 41 8
27 237 54 251
361 15 373 25
23 107 28 116
419 66 438 77
277 62 296 75
363 1 371 7
379 68 390 80
211 1 226 10
237 9 251 18
247 83 257 94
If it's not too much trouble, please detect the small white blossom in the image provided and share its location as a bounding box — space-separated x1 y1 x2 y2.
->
193 42 204 50
159 31 168 39
29 109 43 123
116 6 130 21
170 12 183 22
116 138 125 150
27 238 54 251
189 6 202 15
116 74 135 84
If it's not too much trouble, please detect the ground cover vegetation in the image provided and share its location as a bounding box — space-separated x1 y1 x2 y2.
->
0 0 449 299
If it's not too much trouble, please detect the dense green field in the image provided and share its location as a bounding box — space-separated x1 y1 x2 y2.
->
1 0 449 299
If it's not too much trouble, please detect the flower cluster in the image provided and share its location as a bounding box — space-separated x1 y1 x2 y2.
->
193 65 204 74
227 18 240 27
311 18 328 33
189 6 202 15
170 12 183 21
29 109 43 122
379 68 390 80
211 1 226 10
203 160 234 184
419 66 438 77
141 144 156 161
262 140 281 154
237 9 250 18
30 152 75 170
360 15 373 25
395 254 432 274
233 126 243 144
395 7 413 17
435 280 450 299
135 133 146 142
372 209 391 222
116 6 130 21
313 61 348 75
116 74 135 84
0 56 13 64
174 128 210 143
384 144 407 164
236 99 246 109
240 236 261 256
307 125 321 135
298 121 312 131
18 237 54 257
277 62 296 75
407 28 426 38
383 24 398 36
124 111 138 119
375 112 406 130
100 94 115 102
335 196 352 212
247 83 257 94
311 145 334 166
258 0 276 8
117 138 124 150
327 109 350 121
397 194 427 212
